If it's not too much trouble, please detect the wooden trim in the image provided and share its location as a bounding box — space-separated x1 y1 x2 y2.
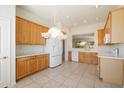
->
104 12 111 30
16 16 49 29
110 7 124 12
109 12 112 43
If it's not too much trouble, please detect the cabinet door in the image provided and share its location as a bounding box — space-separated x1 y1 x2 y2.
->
68 51 72 61
36 25 45 45
16 58 29 80
90 53 98 65
30 23 37 44
16 17 31 44
21 20 31 44
112 8 124 43
100 58 123 85
79 52 84 63
37 55 44 70
44 55 49 68
16 17 22 44
84 53 91 64
29 57 38 74
97 29 105 45
37 54 48 70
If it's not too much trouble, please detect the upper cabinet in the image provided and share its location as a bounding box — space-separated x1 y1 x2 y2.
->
97 29 105 45
111 8 124 43
16 16 49 45
97 7 124 45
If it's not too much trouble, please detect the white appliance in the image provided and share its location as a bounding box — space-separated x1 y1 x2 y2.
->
45 38 62 68
71 51 78 62
104 33 110 44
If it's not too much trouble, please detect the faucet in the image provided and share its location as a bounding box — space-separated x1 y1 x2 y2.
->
112 48 119 56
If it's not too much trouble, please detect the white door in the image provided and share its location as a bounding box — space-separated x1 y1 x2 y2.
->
0 17 10 87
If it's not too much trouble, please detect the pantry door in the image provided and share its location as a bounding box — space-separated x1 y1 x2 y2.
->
0 17 10 87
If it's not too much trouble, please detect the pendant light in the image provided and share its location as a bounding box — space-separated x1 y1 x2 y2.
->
41 6 67 40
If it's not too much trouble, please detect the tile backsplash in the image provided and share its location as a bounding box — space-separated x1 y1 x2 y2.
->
16 45 44 56
98 44 124 57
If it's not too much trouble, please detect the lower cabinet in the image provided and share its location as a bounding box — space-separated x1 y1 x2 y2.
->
16 54 49 80
68 51 72 62
16 57 30 80
29 57 38 74
78 52 98 65
99 58 124 86
36 54 48 71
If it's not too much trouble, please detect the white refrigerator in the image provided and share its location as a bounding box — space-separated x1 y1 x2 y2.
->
45 38 62 68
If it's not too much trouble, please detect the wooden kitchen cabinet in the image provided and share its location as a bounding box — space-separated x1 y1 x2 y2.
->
79 52 85 63
16 17 23 44
28 56 38 74
97 7 124 45
111 8 124 43
16 54 49 80
68 51 72 62
97 29 105 45
99 58 124 86
37 55 44 70
16 16 48 45
78 52 98 65
36 54 49 71
44 54 49 68
16 57 30 80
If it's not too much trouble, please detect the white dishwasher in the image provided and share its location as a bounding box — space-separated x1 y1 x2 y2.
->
71 51 78 62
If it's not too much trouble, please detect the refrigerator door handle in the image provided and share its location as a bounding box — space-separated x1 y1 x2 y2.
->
53 46 55 52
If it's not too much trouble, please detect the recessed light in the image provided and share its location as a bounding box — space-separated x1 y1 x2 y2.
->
83 20 87 23
66 16 70 19
95 5 99 8
96 17 99 21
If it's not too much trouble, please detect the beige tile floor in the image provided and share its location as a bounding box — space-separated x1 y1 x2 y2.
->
16 62 122 88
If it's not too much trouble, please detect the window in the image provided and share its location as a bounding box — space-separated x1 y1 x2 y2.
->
72 33 95 49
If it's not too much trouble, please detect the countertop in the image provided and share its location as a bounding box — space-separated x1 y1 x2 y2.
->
98 55 124 60
16 53 49 58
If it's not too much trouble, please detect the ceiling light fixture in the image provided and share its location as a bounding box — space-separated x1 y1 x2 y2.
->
41 6 67 40
95 5 99 8
96 17 99 21
83 19 87 23
66 16 70 19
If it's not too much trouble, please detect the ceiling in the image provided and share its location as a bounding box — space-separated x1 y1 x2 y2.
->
18 5 119 28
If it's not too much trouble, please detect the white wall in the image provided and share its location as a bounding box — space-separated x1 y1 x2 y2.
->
98 44 124 57
65 22 105 61
16 6 50 27
0 5 16 86
16 45 44 56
